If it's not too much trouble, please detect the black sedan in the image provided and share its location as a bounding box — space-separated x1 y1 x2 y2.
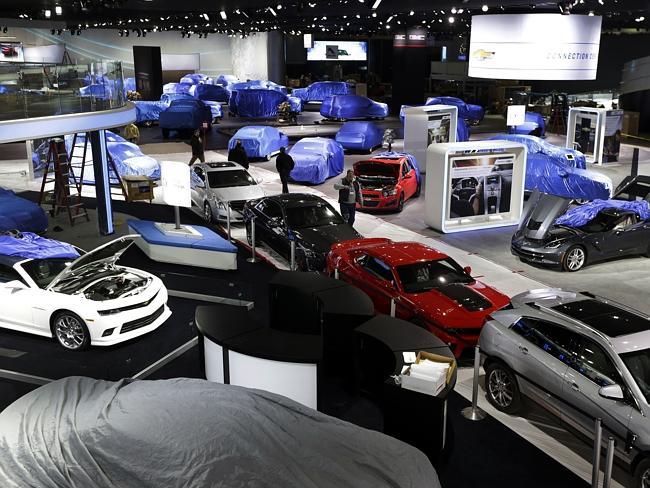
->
243 193 361 271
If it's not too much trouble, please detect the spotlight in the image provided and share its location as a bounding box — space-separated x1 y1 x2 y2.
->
482 4 488 12
372 0 382 8
451 7 457 13
220 10 227 20
44 9 51 18
55 5 62 15
448 16 455 23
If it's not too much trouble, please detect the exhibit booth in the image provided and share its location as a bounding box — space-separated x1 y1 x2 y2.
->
403 105 458 174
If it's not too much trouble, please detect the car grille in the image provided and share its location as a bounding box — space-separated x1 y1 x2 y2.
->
228 200 246 212
361 200 380 207
121 305 165 334
512 245 545 260
98 291 159 316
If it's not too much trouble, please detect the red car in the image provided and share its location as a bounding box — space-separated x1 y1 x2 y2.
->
354 154 420 212
327 238 510 357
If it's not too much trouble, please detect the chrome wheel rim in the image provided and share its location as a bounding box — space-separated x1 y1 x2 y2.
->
641 468 650 488
55 315 85 350
488 369 513 408
204 204 212 222
566 248 585 271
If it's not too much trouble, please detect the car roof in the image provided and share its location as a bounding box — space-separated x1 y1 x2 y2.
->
199 161 241 172
366 241 448 267
265 193 326 208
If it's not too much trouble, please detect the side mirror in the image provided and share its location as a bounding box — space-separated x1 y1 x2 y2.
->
403 173 412 179
464 266 472 275
598 384 625 401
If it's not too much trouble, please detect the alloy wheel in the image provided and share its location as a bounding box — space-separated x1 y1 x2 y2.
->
204 203 213 223
54 315 86 350
642 468 650 488
566 247 585 271
488 369 513 408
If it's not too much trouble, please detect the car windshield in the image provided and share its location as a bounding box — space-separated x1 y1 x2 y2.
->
578 212 620 233
621 349 650 404
20 258 76 289
207 170 255 188
285 204 343 229
396 258 473 293
356 163 398 180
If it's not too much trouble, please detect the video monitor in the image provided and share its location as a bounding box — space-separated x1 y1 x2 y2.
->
307 41 367 61
0 42 24 63
427 113 451 145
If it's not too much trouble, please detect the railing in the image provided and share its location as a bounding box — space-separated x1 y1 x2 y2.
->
0 60 126 122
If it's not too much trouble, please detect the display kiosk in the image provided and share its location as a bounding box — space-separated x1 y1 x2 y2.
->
424 140 527 233
403 105 458 174
566 107 606 164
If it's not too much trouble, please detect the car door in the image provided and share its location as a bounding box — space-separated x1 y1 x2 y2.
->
601 214 647 257
400 162 417 200
0 264 39 332
561 335 633 454
263 200 289 257
351 254 398 314
507 317 572 418
254 200 283 250
191 166 207 207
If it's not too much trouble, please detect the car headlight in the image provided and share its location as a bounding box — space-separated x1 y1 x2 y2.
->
382 187 398 197
217 201 227 210
544 240 564 249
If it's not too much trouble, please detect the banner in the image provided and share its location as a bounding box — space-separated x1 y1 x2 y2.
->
160 161 191 208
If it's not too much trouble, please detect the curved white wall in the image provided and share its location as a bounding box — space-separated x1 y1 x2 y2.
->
621 55 650 95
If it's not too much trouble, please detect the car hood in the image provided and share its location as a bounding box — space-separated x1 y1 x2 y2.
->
293 224 361 253
519 189 571 240
46 235 136 291
211 185 265 202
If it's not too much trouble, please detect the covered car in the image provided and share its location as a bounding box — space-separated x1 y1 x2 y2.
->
189 83 230 103
293 81 351 102
162 82 193 95
123 77 136 93
203 101 223 120
0 376 439 488
320 95 388 120
335 121 383 151
488 134 611 200
159 98 213 135
134 93 194 124
215 74 239 87
0 188 48 233
180 73 211 85
426 96 485 123
229 89 287 118
287 95 303 113
289 137 345 184
509 111 546 137
228 126 289 160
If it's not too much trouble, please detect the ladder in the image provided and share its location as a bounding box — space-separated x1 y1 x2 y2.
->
38 138 90 226
547 93 568 135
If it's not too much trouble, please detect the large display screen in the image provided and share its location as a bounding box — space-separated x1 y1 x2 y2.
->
572 114 597 158
448 153 515 219
307 41 367 61
0 42 24 63
427 113 451 145
468 14 601 80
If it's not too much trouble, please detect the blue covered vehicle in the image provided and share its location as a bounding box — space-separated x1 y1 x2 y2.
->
190 83 230 103
320 95 388 121
0 188 48 234
335 121 383 152
180 73 211 85
425 96 484 123
228 126 289 160
509 112 546 137
163 82 193 95
293 81 351 102
489 134 611 200
216 74 239 87
289 137 344 184
160 99 213 138
229 89 288 118
134 93 194 125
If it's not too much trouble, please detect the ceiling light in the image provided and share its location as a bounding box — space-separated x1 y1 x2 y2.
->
386 15 394 23
588 10 594 16
55 5 62 15
372 0 382 8
44 9 51 18
448 16 455 23
269 7 277 16
482 5 488 12
451 7 457 14
220 11 227 20
409 10 414 16
372 12 377 17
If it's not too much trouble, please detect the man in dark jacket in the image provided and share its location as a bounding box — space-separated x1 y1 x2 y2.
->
188 129 205 166
275 146 294 194
334 169 361 227
228 140 250 169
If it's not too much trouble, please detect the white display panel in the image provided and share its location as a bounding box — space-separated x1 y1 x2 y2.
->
228 351 318 409
160 161 192 208
161 53 200 71
506 105 526 127
403 105 458 175
468 14 602 80
204 339 225 383
307 41 367 61
566 107 606 164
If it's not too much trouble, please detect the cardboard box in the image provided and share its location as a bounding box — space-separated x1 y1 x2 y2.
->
123 175 154 202
623 111 640 137
400 351 456 397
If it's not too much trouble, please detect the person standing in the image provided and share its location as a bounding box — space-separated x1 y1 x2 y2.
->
275 146 294 194
228 139 250 169
188 129 205 166
334 169 360 227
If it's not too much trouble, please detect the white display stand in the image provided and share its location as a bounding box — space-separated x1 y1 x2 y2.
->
403 105 458 174
424 140 527 233
566 107 606 165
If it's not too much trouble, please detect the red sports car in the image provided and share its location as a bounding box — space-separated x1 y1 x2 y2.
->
326 238 510 357
354 154 420 212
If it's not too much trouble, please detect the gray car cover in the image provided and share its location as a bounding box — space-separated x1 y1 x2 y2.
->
0 377 440 488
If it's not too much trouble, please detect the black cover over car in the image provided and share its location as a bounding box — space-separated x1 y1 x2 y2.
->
243 193 361 271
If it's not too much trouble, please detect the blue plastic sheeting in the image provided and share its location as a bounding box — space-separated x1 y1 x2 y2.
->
216 74 239 87
457 118 470 142
203 101 223 120
287 96 303 113
374 151 422 185
289 137 344 184
228 126 289 159
134 100 167 123
124 77 136 93
229 89 287 118
190 83 230 102
163 82 193 95
0 232 79 260
320 95 388 120
0 189 48 234
425 96 484 122
292 81 351 102
510 112 546 137
180 73 210 85
555 200 650 228
488 134 611 200
79 83 113 99
335 121 383 151
159 99 212 129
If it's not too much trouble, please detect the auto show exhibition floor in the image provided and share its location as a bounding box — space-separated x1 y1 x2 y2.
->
1 111 648 487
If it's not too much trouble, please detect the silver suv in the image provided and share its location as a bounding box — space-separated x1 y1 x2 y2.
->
480 289 650 488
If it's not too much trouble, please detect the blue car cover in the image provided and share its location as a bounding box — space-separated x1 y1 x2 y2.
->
335 121 383 151
190 84 230 103
425 96 485 122
488 134 611 200
373 151 422 186
163 82 193 95
134 94 195 123
457 118 470 142
289 137 345 184
180 73 210 85
216 74 239 87
287 96 303 113
510 112 546 137
0 232 79 260
292 82 351 102
0 189 48 234
229 89 287 118
203 101 223 120
228 126 289 159
320 95 388 120
159 99 212 130
124 77 136 93
555 200 650 228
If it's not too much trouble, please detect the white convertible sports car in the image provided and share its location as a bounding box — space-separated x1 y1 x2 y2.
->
0 233 171 350
191 162 265 223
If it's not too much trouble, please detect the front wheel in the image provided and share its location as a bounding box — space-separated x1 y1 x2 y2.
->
562 245 586 272
397 193 405 212
203 202 214 223
53 311 90 351
485 362 521 414
633 457 650 488
414 182 421 197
